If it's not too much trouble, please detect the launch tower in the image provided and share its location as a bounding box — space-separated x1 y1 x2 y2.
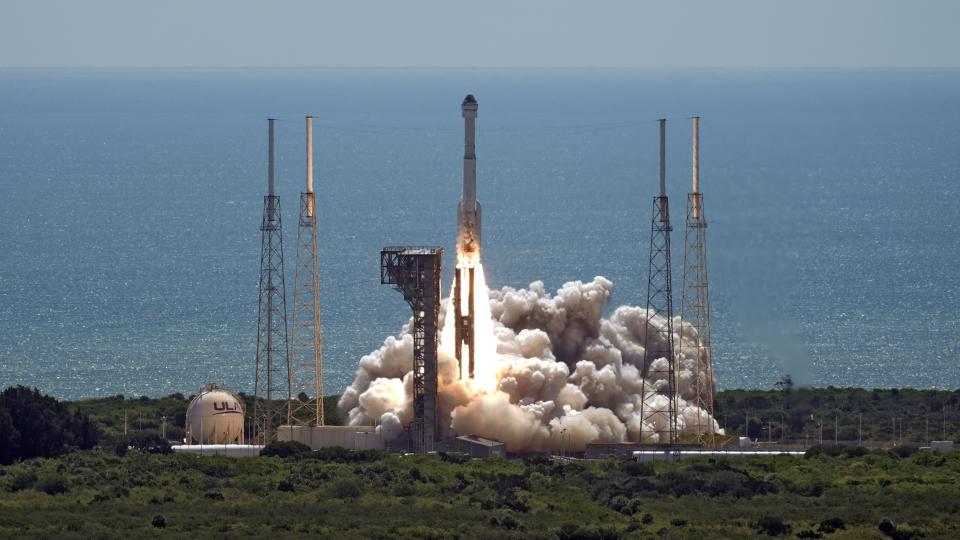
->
381 247 443 453
680 116 716 446
639 118 679 445
253 118 292 444
289 116 325 427
454 95 481 380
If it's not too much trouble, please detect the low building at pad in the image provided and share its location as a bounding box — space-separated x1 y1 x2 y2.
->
277 425 385 450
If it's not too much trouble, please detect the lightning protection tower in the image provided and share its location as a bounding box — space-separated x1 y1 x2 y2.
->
380 247 443 453
253 118 292 444
289 116 325 427
639 118 679 445
680 116 716 447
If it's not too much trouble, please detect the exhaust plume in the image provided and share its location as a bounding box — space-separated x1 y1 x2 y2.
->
339 273 722 453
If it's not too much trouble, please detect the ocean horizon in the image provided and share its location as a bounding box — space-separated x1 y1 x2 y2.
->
1 68 957 400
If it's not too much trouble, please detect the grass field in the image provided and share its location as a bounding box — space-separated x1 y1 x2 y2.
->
1 446 959 539
1 388 958 539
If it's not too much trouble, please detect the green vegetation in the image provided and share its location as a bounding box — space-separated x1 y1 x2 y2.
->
2 386 959 538
716 381 960 444
2 446 960 538
0 386 98 464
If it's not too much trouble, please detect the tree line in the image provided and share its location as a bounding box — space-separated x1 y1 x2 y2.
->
0 386 98 465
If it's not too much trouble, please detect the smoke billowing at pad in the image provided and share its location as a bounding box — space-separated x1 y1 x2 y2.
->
338 271 722 452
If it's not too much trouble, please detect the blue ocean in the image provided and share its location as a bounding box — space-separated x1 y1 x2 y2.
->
0 68 957 399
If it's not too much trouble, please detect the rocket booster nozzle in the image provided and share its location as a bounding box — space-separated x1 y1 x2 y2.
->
458 94 481 260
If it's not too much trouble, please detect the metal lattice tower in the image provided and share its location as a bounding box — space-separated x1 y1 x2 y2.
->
639 118 679 445
289 116 324 427
253 118 291 444
380 247 443 453
680 116 716 447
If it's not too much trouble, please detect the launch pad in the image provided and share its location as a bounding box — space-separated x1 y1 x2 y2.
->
245 94 718 455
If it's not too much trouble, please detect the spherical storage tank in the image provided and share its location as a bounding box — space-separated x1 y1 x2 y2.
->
186 385 245 444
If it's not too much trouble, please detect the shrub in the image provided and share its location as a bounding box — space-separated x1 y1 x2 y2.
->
393 482 414 497
556 524 621 540
753 516 791 536
796 530 824 539
35 473 68 495
844 446 868 458
805 445 844 459
527 471 547 488
609 495 633 515
439 451 470 464
621 460 655 477
310 447 385 462
10 471 37 492
640 514 653 525
121 434 172 455
108 485 129 499
277 479 295 492
491 511 521 530
332 478 362 499
890 446 918 459
260 440 311 459
913 451 946 467
878 519 896 537
818 517 846 533
501 488 530 513
152 515 166 528
670 518 687 527
523 455 551 467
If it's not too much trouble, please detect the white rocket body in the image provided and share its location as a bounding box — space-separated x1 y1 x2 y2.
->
457 94 481 261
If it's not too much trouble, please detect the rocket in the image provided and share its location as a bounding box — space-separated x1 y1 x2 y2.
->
454 94 479 379
457 94 481 261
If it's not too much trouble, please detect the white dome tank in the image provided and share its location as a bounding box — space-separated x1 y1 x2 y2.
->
186 385 245 445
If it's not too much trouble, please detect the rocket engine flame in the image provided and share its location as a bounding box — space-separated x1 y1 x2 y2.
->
339 275 723 452
442 263 497 393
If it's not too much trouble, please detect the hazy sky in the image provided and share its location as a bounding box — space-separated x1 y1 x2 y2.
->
2 0 957 68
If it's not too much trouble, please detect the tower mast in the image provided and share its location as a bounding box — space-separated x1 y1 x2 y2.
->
253 118 292 443
680 116 716 446
290 116 325 426
639 118 679 445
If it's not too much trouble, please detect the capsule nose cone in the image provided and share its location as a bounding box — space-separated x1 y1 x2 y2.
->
463 94 477 105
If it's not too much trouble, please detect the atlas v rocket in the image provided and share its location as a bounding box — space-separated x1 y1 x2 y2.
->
457 94 481 258
454 94 480 379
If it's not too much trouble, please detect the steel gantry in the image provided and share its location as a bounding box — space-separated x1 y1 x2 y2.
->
380 247 443 453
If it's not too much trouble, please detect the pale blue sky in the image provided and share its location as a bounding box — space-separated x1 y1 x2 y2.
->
1 0 957 68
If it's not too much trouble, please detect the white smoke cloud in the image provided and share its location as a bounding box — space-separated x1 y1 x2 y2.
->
338 275 722 452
